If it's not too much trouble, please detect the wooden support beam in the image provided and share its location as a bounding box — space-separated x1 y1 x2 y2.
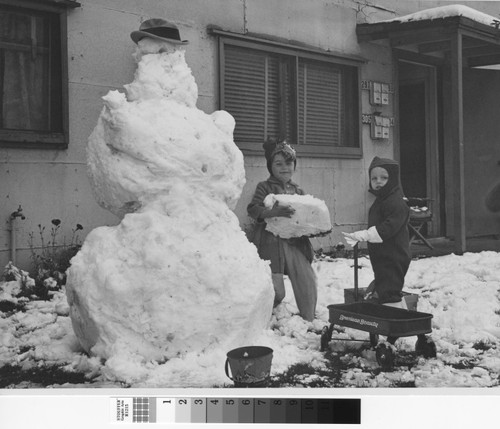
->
418 40 450 54
450 32 466 254
394 48 445 66
463 44 500 58
463 45 500 59
419 39 500 56
462 37 497 49
467 53 500 67
390 29 451 47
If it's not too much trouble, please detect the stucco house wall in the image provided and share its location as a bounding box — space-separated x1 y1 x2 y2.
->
0 0 399 270
3 0 497 271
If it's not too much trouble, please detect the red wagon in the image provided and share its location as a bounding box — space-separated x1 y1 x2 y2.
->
320 244 436 371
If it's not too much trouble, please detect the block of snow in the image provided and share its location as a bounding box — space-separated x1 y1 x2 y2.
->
263 194 332 238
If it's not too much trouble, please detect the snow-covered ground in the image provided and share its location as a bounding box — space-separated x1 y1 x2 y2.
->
1 249 500 388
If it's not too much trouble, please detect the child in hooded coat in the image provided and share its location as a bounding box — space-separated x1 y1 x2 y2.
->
343 156 411 307
247 139 317 321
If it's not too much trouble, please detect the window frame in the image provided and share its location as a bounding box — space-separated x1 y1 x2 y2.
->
213 29 364 158
0 0 79 149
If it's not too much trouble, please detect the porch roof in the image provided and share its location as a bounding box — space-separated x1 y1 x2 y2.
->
356 5 500 254
356 5 500 67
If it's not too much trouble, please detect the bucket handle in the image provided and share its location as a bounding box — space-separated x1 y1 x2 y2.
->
224 358 233 381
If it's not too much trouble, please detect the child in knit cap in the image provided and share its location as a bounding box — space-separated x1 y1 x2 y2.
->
343 156 411 309
247 138 317 321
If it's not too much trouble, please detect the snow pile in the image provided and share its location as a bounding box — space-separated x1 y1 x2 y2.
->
65 37 273 381
263 193 332 238
404 252 500 345
382 4 498 26
2 251 500 387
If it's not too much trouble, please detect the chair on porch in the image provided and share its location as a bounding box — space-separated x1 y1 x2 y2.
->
405 197 434 250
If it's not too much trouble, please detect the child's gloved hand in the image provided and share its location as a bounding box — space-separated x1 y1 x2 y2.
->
342 232 360 247
262 202 295 219
342 231 365 247
342 226 383 247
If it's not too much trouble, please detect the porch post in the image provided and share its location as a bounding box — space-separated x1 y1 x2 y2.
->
450 32 466 254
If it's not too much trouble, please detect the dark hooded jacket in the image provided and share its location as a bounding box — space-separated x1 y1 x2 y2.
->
367 157 411 303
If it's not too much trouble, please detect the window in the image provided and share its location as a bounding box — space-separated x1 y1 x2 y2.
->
0 1 79 148
218 34 361 157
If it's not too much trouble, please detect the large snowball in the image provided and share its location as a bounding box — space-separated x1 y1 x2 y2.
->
66 192 273 362
263 194 332 238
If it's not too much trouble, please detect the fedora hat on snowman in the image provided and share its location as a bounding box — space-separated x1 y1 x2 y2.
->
130 18 189 45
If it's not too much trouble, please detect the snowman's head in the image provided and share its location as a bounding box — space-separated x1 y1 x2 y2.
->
131 18 188 54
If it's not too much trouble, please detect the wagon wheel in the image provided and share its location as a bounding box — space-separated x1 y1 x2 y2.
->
415 335 437 358
375 343 394 371
369 333 379 347
320 325 334 352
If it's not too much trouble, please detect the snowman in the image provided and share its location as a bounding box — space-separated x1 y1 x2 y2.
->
65 19 274 378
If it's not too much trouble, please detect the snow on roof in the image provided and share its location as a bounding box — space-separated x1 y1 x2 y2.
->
381 4 499 27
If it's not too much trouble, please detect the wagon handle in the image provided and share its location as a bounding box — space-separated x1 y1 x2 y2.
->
354 243 359 301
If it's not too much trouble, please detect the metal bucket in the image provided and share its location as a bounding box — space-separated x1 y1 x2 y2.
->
225 346 273 387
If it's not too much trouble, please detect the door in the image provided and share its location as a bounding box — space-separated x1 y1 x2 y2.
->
398 61 441 237
399 81 427 198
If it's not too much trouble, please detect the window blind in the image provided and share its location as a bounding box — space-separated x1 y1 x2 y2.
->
298 60 341 146
221 40 360 155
